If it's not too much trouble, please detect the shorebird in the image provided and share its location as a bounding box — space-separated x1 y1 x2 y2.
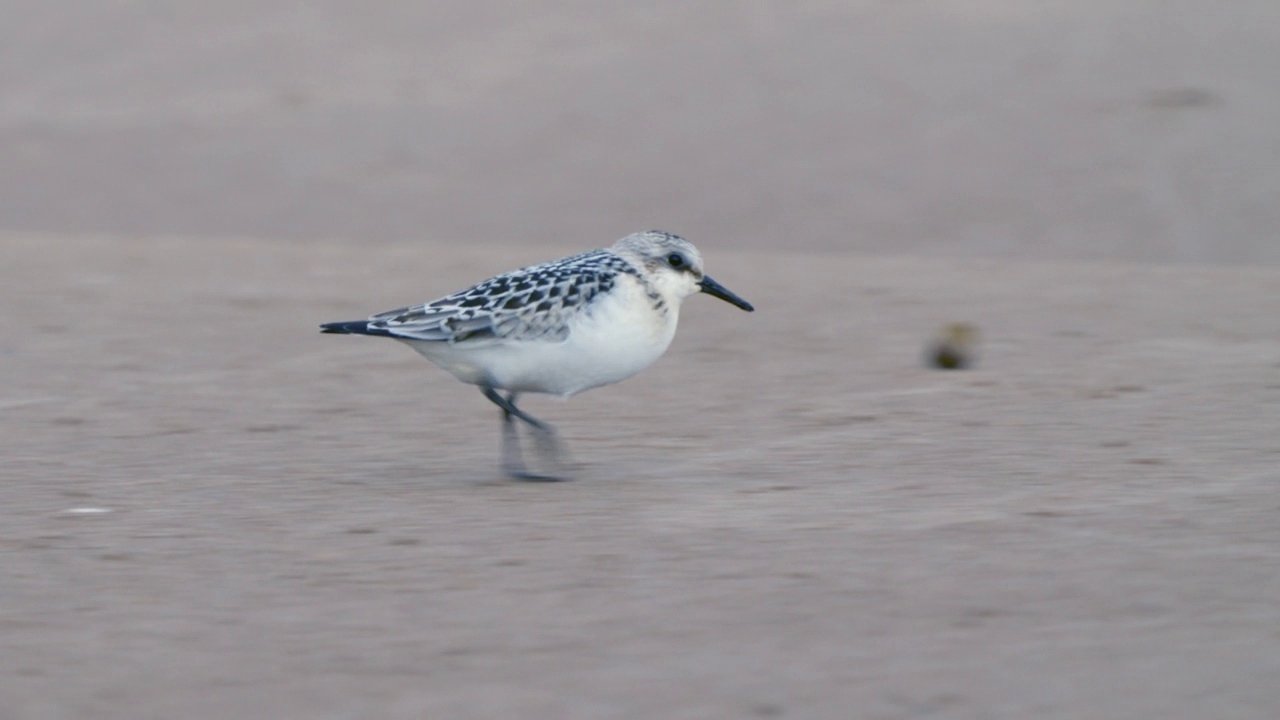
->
320 231 754 480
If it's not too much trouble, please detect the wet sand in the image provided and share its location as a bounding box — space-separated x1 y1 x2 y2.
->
4 234 1278 718
5 1 1280 716
4 1 1280 264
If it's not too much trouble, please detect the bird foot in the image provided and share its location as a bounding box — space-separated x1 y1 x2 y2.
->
502 427 573 482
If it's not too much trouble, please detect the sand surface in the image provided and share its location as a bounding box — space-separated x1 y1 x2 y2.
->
4 235 1279 719
4 1 1280 717
3 1 1280 263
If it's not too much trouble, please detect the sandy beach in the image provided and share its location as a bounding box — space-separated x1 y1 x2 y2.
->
4 234 1279 718
3 1 1280 718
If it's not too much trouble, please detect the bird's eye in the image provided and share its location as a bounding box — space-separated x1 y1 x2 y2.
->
667 253 685 268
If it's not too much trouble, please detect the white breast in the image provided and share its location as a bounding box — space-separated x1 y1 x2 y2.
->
404 274 680 397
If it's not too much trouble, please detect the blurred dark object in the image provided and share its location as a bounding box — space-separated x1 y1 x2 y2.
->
927 323 980 370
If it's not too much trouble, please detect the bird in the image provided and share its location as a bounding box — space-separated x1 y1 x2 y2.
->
320 230 754 481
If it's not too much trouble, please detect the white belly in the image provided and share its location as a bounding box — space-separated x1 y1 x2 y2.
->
403 281 679 397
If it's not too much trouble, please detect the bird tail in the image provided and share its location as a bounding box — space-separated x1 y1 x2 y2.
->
319 320 392 336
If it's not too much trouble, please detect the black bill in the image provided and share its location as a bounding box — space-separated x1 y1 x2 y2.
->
698 275 755 312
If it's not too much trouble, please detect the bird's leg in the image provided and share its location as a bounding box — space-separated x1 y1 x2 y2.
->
512 392 574 477
498 400 528 479
481 387 569 481
504 391 571 480
480 386 530 477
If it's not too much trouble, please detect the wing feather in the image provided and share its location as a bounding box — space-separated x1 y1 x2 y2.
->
364 250 633 345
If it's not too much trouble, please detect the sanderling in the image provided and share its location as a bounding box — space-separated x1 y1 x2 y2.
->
320 230 754 480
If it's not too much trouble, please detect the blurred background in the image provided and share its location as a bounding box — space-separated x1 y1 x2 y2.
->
4 0 1279 262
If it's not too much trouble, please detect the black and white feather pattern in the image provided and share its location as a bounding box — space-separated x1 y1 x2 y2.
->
365 250 641 344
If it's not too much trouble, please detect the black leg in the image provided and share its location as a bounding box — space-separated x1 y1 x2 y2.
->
480 387 569 481
498 400 526 478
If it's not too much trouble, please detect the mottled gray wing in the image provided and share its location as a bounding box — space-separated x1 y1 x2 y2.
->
366 303 490 342
367 250 631 345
